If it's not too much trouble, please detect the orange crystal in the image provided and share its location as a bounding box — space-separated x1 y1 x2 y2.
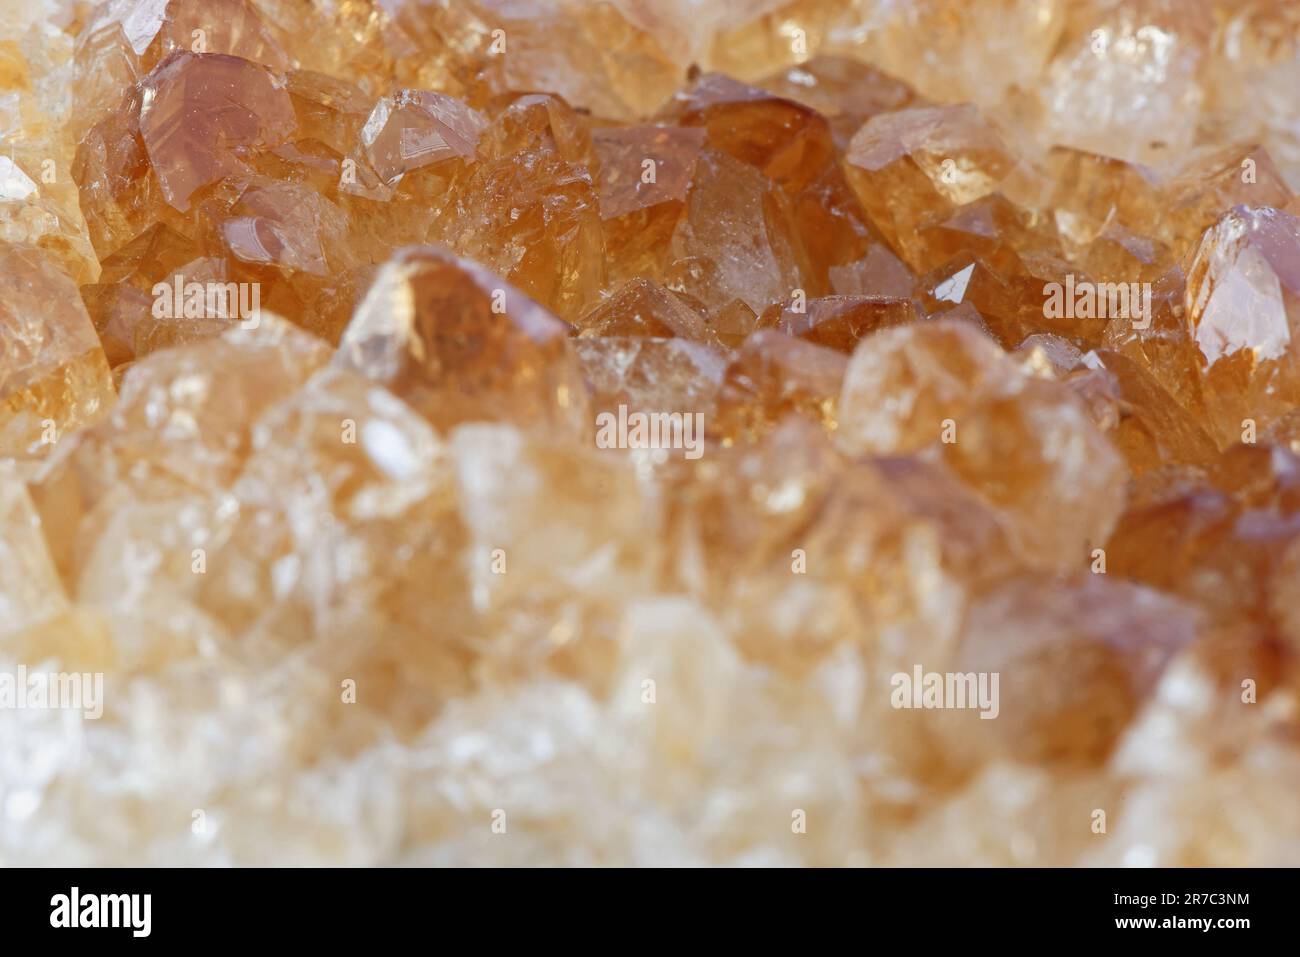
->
5 0 1300 869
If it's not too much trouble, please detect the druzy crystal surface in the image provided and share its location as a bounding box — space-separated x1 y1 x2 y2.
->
3 0 1300 866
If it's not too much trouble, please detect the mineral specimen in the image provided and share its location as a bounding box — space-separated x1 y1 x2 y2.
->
3 0 1300 868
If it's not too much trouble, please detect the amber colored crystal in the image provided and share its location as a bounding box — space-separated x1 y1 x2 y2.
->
759 56 923 149
828 242 917 298
843 104 1017 271
383 0 685 121
837 318 1018 456
9 0 1300 868
574 278 709 340
360 88 486 186
334 245 588 437
712 330 846 444
949 575 1199 766
0 467 69 632
593 124 706 286
757 294 922 353
662 73 837 194
139 52 297 212
0 242 114 458
939 375 1126 569
435 135 606 324
1086 349 1218 474
1185 205 1300 447
576 335 726 426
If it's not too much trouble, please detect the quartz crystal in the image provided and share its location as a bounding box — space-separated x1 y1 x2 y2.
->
0 243 114 459
3 0 1300 868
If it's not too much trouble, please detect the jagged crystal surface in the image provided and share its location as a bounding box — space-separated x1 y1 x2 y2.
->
2 0 1300 866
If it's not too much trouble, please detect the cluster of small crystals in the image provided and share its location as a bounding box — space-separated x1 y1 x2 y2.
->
3 0 1300 865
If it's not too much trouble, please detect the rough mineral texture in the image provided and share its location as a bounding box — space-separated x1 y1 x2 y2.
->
3 0 1300 867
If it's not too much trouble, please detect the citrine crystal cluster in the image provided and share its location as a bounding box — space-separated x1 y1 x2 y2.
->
3 0 1300 866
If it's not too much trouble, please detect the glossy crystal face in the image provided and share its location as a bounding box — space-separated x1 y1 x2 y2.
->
3 0 1300 866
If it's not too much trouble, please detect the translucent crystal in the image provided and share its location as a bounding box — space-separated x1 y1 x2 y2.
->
0 242 114 458
1037 0 1210 168
574 278 708 340
843 104 1017 271
6 0 1300 869
1184 205 1300 446
0 467 68 635
334 245 589 437
138 52 297 212
949 575 1199 766
837 318 1017 456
